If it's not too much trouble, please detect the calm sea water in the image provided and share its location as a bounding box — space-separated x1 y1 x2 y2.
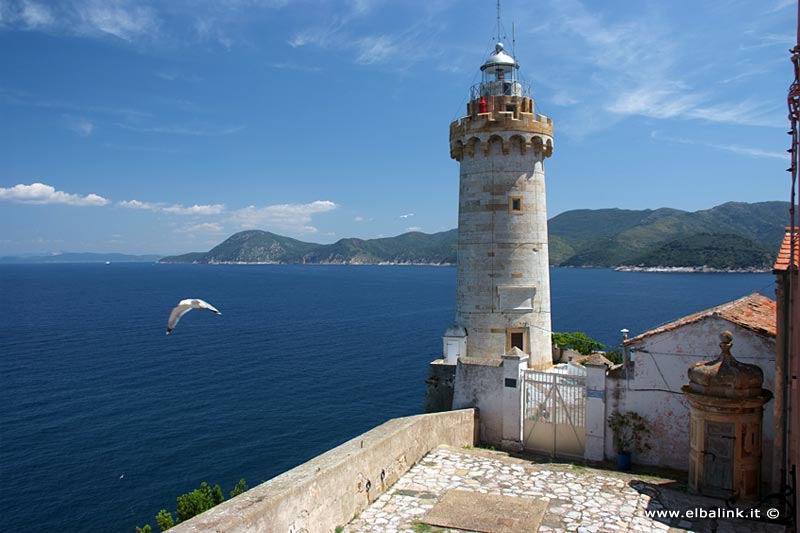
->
0 264 774 532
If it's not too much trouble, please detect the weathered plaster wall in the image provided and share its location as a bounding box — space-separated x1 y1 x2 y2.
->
423 360 457 413
452 357 504 446
607 317 775 479
169 409 478 533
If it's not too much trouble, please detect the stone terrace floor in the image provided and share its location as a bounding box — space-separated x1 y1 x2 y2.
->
343 445 787 533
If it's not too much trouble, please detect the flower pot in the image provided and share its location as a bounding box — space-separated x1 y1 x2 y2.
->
617 452 632 471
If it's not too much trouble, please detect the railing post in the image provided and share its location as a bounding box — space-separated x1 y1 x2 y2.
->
501 351 529 452
584 361 608 462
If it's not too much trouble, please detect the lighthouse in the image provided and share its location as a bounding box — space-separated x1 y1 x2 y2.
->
443 38 555 370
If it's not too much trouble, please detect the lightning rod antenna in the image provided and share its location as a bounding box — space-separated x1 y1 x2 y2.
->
496 0 501 42
512 21 516 59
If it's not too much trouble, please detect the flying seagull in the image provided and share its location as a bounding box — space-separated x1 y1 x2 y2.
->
166 298 222 335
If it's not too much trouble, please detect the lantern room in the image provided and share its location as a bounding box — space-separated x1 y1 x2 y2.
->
478 42 523 98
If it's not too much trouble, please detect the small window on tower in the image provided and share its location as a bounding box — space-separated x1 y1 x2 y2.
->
509 196 523 214
505 328 528 354
511 332 524 349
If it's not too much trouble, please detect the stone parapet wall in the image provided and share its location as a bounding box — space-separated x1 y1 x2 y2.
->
169 409 478 533
449 96 553 162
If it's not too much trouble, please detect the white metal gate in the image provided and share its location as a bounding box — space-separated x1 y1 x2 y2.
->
522 367 587 458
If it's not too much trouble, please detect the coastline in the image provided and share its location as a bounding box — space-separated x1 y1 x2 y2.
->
613 265 771 273
154 261 769 273
157 260 456 267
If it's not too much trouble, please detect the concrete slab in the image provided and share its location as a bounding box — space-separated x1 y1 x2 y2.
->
420 489 546 533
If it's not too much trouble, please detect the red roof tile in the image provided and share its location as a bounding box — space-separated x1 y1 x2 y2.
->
774 226 799 272
625 293 776 343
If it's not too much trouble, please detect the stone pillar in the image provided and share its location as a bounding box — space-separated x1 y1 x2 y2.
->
584 361 608 462
683 331 772 501
501 348 529 451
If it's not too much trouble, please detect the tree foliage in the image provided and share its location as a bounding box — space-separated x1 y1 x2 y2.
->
551 332 604 355
155 510 174 532
176 482 224 523
136 479 248 532
230 478 249 499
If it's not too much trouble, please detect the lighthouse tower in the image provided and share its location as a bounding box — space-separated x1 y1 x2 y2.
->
443 39 554 369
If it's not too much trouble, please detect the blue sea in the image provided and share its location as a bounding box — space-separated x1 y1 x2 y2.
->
0 264 774 532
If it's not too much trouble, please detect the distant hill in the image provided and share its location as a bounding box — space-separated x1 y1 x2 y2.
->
549 201 788 268
159 201 789 270
0 252 161 264
160 229 458 265
621 233 776 270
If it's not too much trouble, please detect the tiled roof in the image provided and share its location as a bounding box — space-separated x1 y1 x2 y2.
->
625 293 776 343
774 226 799 272
573 353 613 367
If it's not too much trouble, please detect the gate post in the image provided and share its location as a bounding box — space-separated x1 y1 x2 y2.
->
584 361 607 462
501 348 529 452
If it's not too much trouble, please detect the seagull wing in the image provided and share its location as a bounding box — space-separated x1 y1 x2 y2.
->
166 303 193 335
192 299 222 315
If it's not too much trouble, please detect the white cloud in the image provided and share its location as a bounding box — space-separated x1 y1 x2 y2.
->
606 85 705 120
354 216 365 222
739 32 793 51
268 62 323 72
550 91 579 107
155 70 202 82
607 86 782 128
717 145 790 160
349 0 380 16
1 0 159 41
176 222 224 234
0 88 151 122
398 213 414 219
0 182 109 206
767 0 795 12
405 226 422 232
117 123 244 136
0 0 292 46
76 1 158 41
651 130 790 160
534 0 786 133
287 2 442 69
687 100 783 128
118 199 224 215
355 35 397 65
65 115 94 136
164 204 225 215
20 1 53 27
228 200 338 234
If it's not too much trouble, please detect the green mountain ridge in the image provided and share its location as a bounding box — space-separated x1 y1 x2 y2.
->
159 201 789 269
161 229 458 265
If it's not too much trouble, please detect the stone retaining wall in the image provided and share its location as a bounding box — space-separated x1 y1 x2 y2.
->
169 409 478 533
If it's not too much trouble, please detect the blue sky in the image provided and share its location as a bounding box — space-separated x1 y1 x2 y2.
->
0 0 795 255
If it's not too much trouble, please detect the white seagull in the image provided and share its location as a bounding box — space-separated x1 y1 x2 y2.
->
166 298 222 335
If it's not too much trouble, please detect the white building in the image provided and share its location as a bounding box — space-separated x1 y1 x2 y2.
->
585 293 776 483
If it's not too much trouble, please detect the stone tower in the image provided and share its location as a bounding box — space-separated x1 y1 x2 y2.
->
444 41 554 369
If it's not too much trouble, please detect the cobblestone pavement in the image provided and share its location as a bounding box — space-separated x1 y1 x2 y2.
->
344 446 786 533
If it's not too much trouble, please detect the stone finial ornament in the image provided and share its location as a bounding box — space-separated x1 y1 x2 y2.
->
685 331 767 399
682 331 772 500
